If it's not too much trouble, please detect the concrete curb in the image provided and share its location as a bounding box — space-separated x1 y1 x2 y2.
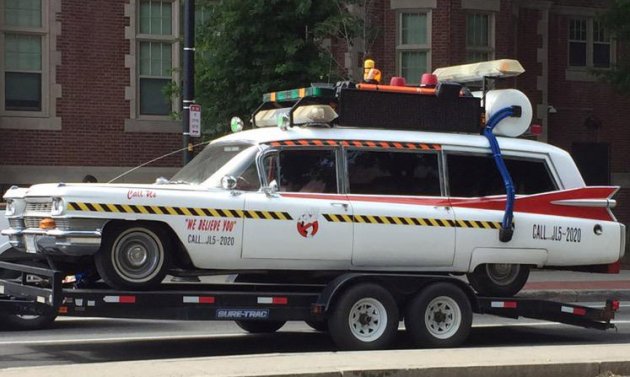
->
3 344 630 377
519 289 630 303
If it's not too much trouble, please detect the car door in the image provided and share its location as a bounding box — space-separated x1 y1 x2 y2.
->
241 147 353 263
347 147 456 267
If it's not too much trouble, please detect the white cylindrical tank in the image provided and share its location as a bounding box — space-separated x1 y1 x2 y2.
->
485 89 533 137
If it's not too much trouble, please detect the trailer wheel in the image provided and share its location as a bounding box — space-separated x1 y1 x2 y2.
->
304 319 328 332
235 320 286 333
95 224 171 290
0 311 57 331
327 283 399 350
404 282 472 348
467 263 529 297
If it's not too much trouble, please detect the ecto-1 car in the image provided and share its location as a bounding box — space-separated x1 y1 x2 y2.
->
2 60 626 296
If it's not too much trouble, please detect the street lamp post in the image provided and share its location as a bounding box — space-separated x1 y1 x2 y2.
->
182 0 195 165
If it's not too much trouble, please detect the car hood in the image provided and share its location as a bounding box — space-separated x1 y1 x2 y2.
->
18 182 223 200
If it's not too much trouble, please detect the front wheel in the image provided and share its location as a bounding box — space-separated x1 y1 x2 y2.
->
404 282 472 348
235 320 286 333
467 264 530 297
95 223 171 290
327 283 399 350
0 311 57 331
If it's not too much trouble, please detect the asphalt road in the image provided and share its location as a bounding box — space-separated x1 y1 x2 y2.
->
2 303 630 369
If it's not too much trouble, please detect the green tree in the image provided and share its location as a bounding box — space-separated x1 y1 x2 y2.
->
195 0 351 138
597 0 630 93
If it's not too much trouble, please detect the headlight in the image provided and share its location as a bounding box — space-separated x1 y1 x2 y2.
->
51 197 65 216
5 200 15 216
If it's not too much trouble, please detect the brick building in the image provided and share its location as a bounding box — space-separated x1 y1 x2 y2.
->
0 1 628 244
338 0 629 241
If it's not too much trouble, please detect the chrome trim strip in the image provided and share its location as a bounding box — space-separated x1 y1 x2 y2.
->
551 199 616 208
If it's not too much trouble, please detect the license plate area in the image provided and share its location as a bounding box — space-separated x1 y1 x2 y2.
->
25 235 37 253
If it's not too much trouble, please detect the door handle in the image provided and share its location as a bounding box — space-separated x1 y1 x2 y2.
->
330 202 349 211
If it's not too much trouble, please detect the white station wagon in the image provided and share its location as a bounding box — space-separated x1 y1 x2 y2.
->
2 60 626 296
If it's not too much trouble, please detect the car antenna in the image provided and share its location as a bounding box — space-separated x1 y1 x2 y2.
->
107 140 211 183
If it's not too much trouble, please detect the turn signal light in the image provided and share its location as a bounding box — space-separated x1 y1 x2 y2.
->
39 218 56 230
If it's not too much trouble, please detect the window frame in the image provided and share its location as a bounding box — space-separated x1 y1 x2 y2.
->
396 9 432 83
133 0 180 121
343 147 444 197
258 146 344 194
0 0 49 118
465 12 495 63
567 16 613 70
442 149 560 198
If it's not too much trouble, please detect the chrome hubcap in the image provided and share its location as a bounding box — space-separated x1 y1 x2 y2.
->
127 245 148 266
486 264 519 286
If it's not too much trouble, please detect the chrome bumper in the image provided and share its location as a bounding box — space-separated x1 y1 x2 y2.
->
1 228 102 256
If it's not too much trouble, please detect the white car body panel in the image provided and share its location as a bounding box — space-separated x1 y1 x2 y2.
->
1 126 624 276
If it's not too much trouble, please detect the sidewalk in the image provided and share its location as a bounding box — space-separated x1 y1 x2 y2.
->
519 269 630 302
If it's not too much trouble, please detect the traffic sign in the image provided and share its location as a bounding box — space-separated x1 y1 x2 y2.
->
189 104 201 137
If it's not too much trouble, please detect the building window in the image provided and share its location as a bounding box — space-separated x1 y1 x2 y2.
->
569 18 611 69
466 13 494 63
137 0 176 116
397 11 430 84
1 0 45 113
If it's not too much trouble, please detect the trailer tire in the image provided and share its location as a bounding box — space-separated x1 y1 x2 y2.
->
404 282 472 348
0 311 57 331
327 283 399 350
235 320 286 333
467 263 529 297
304 319 328 332
95 223 171 290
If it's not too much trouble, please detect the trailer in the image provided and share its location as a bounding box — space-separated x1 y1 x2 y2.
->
0 260 619 350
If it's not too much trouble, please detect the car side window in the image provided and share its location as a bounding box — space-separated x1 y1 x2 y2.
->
262 152 279 186
277 149 338 193
447 153 557 197
346 150 441 196
235 161 261 191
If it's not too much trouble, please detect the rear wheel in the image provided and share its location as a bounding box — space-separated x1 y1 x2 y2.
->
235 320 286 333
404 282 472 348
327 283 399 350
95 223 171 290
467 263 529 297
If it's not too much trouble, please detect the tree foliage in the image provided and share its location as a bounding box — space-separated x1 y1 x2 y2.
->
195 0 354 137
597 0 630 93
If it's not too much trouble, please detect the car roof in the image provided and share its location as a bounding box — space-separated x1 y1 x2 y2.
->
214 126 565 156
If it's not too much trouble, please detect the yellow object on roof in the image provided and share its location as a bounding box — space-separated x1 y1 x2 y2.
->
433 59 525 83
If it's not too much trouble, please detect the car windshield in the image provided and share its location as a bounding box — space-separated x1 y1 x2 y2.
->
171 142 258 186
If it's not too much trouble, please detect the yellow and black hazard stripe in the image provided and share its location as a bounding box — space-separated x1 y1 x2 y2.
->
269 139 441 151
67 202 293 220
323 213 502 229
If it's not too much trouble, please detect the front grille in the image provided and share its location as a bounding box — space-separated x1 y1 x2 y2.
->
26 202 52 213
23 217 106 231
8 218 25 229
24 217 45 229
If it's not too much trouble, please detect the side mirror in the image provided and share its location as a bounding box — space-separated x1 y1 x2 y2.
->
221 175 238 190
155 176 169 185
263 180 279 197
